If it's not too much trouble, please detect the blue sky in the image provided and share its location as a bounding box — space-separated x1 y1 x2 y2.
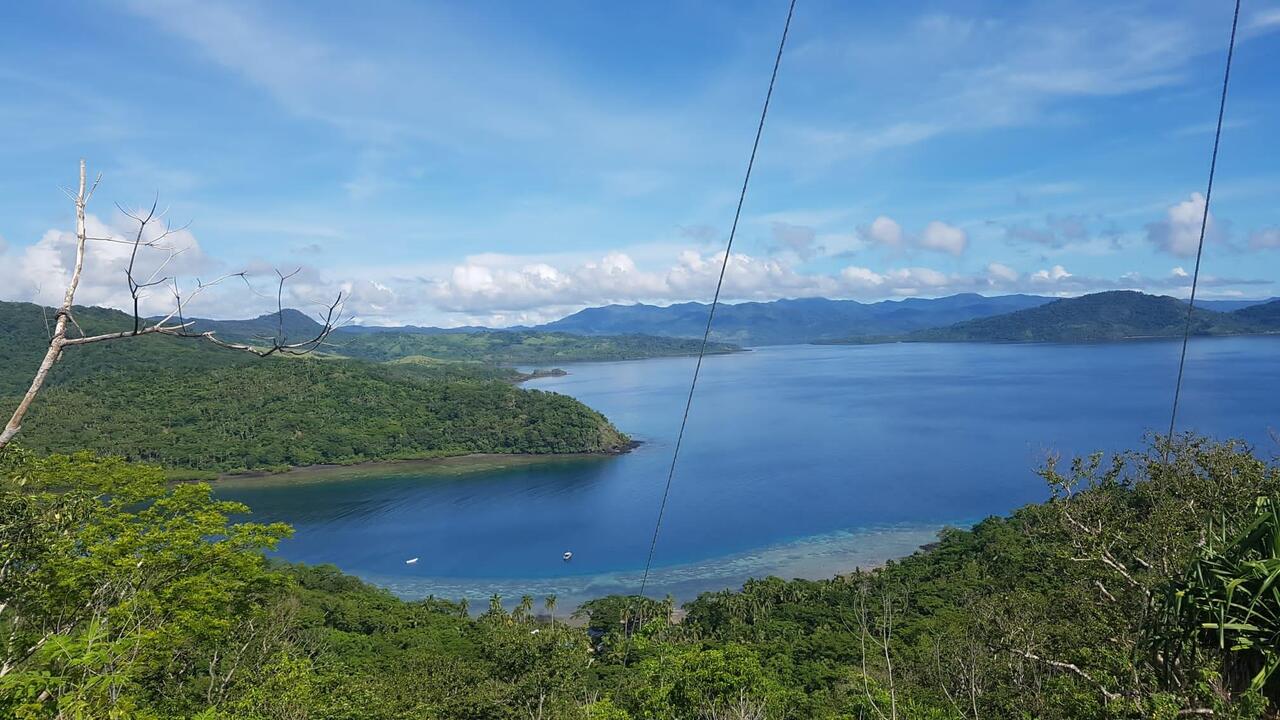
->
1 0 1278 325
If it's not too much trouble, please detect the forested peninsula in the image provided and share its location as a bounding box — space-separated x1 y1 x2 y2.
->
0 302 631 474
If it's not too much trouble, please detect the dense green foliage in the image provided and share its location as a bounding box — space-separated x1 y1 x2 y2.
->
1154 498 1280 697
5 436 1277 718
0 301 257 397
1 302 628 473
828 291 1280 344
327 329 739 364
12 359 627 472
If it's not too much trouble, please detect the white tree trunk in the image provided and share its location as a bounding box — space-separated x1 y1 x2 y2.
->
0 160 89 450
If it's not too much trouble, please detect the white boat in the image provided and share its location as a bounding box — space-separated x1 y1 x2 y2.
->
562 551 573 562
405 557 419 565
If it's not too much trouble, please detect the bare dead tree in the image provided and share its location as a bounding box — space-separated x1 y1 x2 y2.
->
931 625 987 720
703 688 768 720
0 160 346 451
847 580 902 720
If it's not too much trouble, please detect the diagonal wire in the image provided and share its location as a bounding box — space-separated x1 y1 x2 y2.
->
620 0 797 662
1165 0 1240 461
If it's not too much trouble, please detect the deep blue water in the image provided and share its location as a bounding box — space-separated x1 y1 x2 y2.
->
216 338 1280 605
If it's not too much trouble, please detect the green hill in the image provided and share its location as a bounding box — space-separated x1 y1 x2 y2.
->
827 291 1278 344
325 329 740 364
1232 298 1280 327
168 309 743 363
0 302 628 474
177 308 329 345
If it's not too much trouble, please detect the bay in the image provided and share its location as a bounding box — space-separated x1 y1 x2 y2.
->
216 337 1280 607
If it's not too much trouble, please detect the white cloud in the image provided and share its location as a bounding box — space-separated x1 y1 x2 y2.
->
858 216 968 255
865 216 904 247
1146 192 1214 257
0 217 374 327
918 221 968 256
840 266 886 289
0 214 216 314
1030 265 1073 283
1171 266 1189 277
3 219 1272 327
987 262 1019 282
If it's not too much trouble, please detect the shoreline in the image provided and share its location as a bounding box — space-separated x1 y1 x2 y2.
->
355 522 952 613
207 441 642 486
817 330 1280 347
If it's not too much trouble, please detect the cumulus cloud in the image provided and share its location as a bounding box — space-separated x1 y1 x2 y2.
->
865 216 904 247
987 262 1019 282
3 219 1273 327
1030 265 1072 283
859 216 967 255
423 249 836 316
838 266 952 295
1146 192 1216 257
840 266 885 290
0 214 217 314
918 221 968 255
0 217 377 326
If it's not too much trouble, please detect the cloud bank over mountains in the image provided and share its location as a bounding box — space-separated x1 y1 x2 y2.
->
1 190 1272 327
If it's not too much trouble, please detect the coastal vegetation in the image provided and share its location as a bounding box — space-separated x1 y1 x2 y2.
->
325 328 740 364
825 291 1280 344
4 434 1278 718
1 301 628 474
11 360 628 474
175 307 743 363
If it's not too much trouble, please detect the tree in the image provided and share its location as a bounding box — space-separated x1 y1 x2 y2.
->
1154 497 1280 707
0 160 344 452
0 448 292 716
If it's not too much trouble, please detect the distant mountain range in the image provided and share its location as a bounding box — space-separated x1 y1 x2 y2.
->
825 291 1280 344
534 293 1058 345
179 293 1278 348
172 310 740 363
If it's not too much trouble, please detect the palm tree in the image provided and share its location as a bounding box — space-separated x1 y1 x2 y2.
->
459 597 470 618
544 594 558 625
1156 497 1280 698
489 593 503 617
518 594 535 623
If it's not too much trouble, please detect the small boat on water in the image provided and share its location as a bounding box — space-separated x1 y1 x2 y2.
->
405 557 419 565
562 551 573 562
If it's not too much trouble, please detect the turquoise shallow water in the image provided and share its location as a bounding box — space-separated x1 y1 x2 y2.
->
216 338 1280 607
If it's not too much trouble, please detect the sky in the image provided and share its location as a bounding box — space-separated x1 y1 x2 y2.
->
1 0 1279 327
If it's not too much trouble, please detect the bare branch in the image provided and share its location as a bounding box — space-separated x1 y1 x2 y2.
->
1011 648 1120 703
0 161 348 451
